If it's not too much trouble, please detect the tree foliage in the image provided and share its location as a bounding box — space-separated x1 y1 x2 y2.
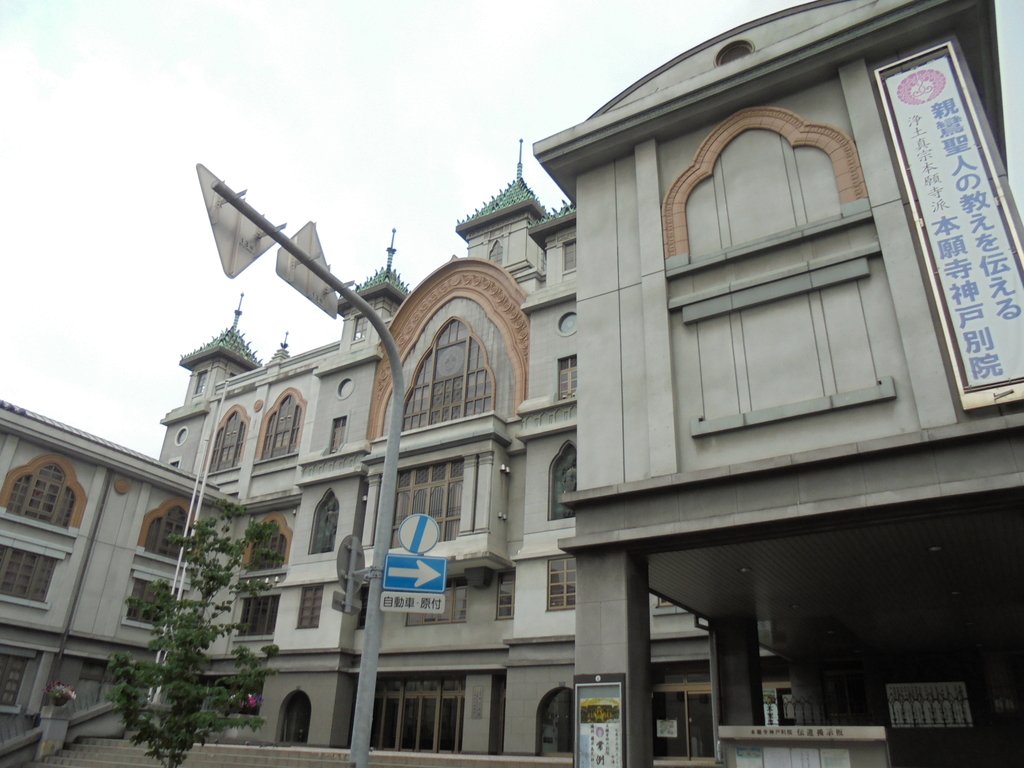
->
109 503 280 768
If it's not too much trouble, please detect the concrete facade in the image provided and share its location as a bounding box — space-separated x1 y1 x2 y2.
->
537 0 1024 766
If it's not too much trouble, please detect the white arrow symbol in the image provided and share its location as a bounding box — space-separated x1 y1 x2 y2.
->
390 559 441 587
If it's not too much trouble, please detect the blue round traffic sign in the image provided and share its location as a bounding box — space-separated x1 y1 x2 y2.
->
398 513 440 554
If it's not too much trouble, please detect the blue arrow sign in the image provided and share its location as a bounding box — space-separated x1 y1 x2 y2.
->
382 553 448 594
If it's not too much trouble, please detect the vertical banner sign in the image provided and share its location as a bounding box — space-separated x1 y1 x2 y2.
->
877 43 1024 409
576 680 623 768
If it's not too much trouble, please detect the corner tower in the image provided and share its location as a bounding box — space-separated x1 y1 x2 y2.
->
159 297 261 468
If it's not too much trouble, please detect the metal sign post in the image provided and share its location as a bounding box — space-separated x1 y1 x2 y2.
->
196 165 405 768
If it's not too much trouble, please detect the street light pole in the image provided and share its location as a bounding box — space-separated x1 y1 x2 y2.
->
204 174 404 768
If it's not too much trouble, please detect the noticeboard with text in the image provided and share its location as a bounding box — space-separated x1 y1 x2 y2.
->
575 675 624 768
877 42 1024 409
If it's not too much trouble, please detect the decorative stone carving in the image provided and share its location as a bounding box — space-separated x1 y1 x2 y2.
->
301 452 364 479
519 401 577 440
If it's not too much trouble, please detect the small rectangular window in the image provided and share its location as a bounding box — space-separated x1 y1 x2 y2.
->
563 240 577 272
194 370 208 396
407 581 468 626
329 416 348 454
297 585 324 629
239 594 280 636
496 571 515 619
558 355 578 400
0 545 58 602
547 557 576 611
0 653 28 707
353 316 368 341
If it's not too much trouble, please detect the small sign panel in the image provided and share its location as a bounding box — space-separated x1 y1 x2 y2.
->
380 590 447 614
276 221 338 318
331 589 362 615
382 553 447 593
196 164 275 277
397 513 441 554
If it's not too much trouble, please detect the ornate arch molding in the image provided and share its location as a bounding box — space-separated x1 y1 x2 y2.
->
662 106 868 259
137 497 191 548
216 404 251 430
0 453 87 528
255 387 308 458
368 258 529 439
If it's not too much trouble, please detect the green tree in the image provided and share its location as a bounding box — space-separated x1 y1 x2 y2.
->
109 503 280 768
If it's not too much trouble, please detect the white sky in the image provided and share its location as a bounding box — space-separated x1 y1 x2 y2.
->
2 0 1021 459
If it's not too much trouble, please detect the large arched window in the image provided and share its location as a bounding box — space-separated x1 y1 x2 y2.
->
210 408 248 471
140 502 189 558
260 392 304 459
549 443 577 521
1 455 85 528
309 491 339 555
403 319 493 430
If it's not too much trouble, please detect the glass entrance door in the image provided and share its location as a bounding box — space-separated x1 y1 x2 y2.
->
652 684 714 758
372 678 464 753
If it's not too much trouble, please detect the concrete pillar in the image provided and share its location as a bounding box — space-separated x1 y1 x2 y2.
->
36 704 71 759
575 550 652 767
362 474 381 549
329 672 357 747
712 618 763 725
462 673 497 754
788 661 825 725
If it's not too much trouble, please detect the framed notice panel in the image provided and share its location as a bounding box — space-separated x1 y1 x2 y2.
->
575 674 625 768
876 41 1024 409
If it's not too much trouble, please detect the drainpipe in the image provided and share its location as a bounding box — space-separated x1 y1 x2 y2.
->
46 467 115 686
172 384 227 599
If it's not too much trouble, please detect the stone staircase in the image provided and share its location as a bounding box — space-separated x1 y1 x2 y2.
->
23 737 574 768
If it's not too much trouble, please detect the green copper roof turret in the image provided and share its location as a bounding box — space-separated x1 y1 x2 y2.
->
355 228 410 294
179 294 262 371
458 176 544 225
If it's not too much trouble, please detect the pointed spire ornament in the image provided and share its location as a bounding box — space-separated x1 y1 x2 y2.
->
386 228 397 272
232 292 244 330
516 138 524 181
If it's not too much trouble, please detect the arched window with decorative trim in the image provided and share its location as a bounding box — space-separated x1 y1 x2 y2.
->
403 318 494 430
309 491 339 555
260 391 304 459
247 513 292 570
0 455 86 528
210 408 248 471
139 501 190 558
549 443 577 521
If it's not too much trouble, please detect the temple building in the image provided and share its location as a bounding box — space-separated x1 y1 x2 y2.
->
1 1 1022 766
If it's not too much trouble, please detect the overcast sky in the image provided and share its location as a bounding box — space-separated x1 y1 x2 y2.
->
2 0 1021 459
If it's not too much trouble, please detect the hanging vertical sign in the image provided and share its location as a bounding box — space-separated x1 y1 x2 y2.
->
575 675 624 768
876 42 1024 409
